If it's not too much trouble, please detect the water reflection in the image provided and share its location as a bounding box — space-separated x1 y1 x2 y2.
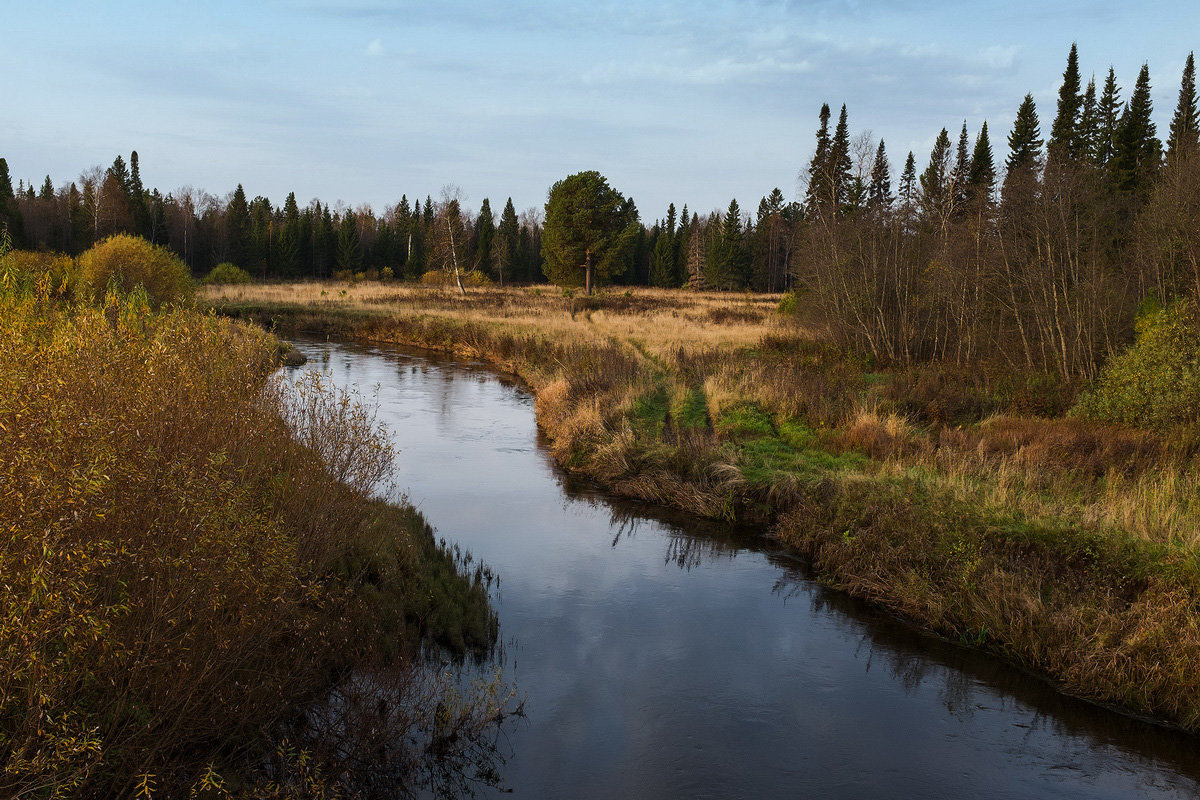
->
294 338 1200 800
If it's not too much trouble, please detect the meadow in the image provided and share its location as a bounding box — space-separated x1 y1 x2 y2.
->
208 279 1200 732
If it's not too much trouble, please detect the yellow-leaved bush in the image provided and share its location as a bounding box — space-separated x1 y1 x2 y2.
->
77 233 194 306
0 291 409 794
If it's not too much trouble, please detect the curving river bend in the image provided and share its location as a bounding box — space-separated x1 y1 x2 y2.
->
294 337 1200 799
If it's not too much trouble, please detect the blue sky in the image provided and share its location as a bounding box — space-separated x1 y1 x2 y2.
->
4 1 1198 220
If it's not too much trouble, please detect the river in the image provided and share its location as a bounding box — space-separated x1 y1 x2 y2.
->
293 337 1200 799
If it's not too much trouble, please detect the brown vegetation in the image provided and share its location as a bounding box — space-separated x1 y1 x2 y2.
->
1 281 504 796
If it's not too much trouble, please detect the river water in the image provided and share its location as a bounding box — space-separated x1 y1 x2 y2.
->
293 338 1200 799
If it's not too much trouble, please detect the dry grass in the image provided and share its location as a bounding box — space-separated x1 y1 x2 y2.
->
202 282 788 357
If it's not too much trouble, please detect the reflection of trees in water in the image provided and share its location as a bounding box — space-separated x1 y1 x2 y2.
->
282 663 520 799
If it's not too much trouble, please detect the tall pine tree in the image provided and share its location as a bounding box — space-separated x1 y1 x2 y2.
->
475 198 496 278
899 151 917 207
967 122 996 204
1111 63 1162 196
1096 68 1123 168
1048 43 1084 163
0 158 23 247
1003 94 1044 202
1167 52 1199 164
868 139 893 209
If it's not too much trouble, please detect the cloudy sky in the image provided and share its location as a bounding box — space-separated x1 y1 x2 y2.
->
4 1 1198 219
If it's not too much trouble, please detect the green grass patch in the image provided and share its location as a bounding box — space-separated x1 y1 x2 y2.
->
671 386 709 431
630 385 669 438
715 402 775 439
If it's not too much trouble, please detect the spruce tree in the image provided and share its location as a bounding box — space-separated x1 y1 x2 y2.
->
1077 77 1101 165
496 197 520 284
648 223 678 287
805 103 833 217
952 122 971 205
1112 63 1162 196
1167 52 1199 164
225 185 251 267
1003 94 1044 202
967 122 996 203
128 151 149 237
868 139 893 209
1048 43 1083 162
278 192 301 277
0 158 23 247
336 211 362 272
1097 68 1122 168
899 151 917 206
705 199 748 289
107 155 130 195
829 104 853 211
475 198 495 278
920 127 952 215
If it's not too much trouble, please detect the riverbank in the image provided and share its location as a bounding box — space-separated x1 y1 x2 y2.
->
206 281 1200 734
0 286 503 796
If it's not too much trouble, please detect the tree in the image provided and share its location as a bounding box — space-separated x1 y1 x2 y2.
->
1167 52 1199 165
1048 43 1083 163
1096 67 1123 168
804 103 833 217
0 158 24 247
920 127 953 220
952 122 971 206
128 150 150 237
1112 63 1162 197
828 105 853 211
336 210 362 272
1003 94 1044 203
968 122 996 203
705 199 748 289
1078 77 1101 165
225 184 251 266
431 187 468 293
868 140 893 209
475 198 496 280
899 151 917 207
495 197 520 285
541 171 638 294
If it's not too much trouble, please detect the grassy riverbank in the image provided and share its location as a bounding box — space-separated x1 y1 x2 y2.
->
1 263 505 796
208 281 1200 732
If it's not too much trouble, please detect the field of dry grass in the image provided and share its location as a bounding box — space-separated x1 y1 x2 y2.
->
206 280 1200 732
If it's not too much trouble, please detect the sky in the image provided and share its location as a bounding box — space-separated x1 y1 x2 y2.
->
4 1 1199 221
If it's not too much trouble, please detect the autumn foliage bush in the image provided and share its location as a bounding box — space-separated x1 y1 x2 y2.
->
203 261 255 285
1073 299 1200 429
0 290 498 795
77 233 193 306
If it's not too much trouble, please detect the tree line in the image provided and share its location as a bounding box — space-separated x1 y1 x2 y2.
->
2 43 1198 378
792 45 1199 378
0 160 547 283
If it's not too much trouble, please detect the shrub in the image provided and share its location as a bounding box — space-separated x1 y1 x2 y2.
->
1073 300 1200 429
77 234 193 306
0 296 500 793
380 266 395 281
202 261 254 285
419 269 493 287
0 249 77 298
